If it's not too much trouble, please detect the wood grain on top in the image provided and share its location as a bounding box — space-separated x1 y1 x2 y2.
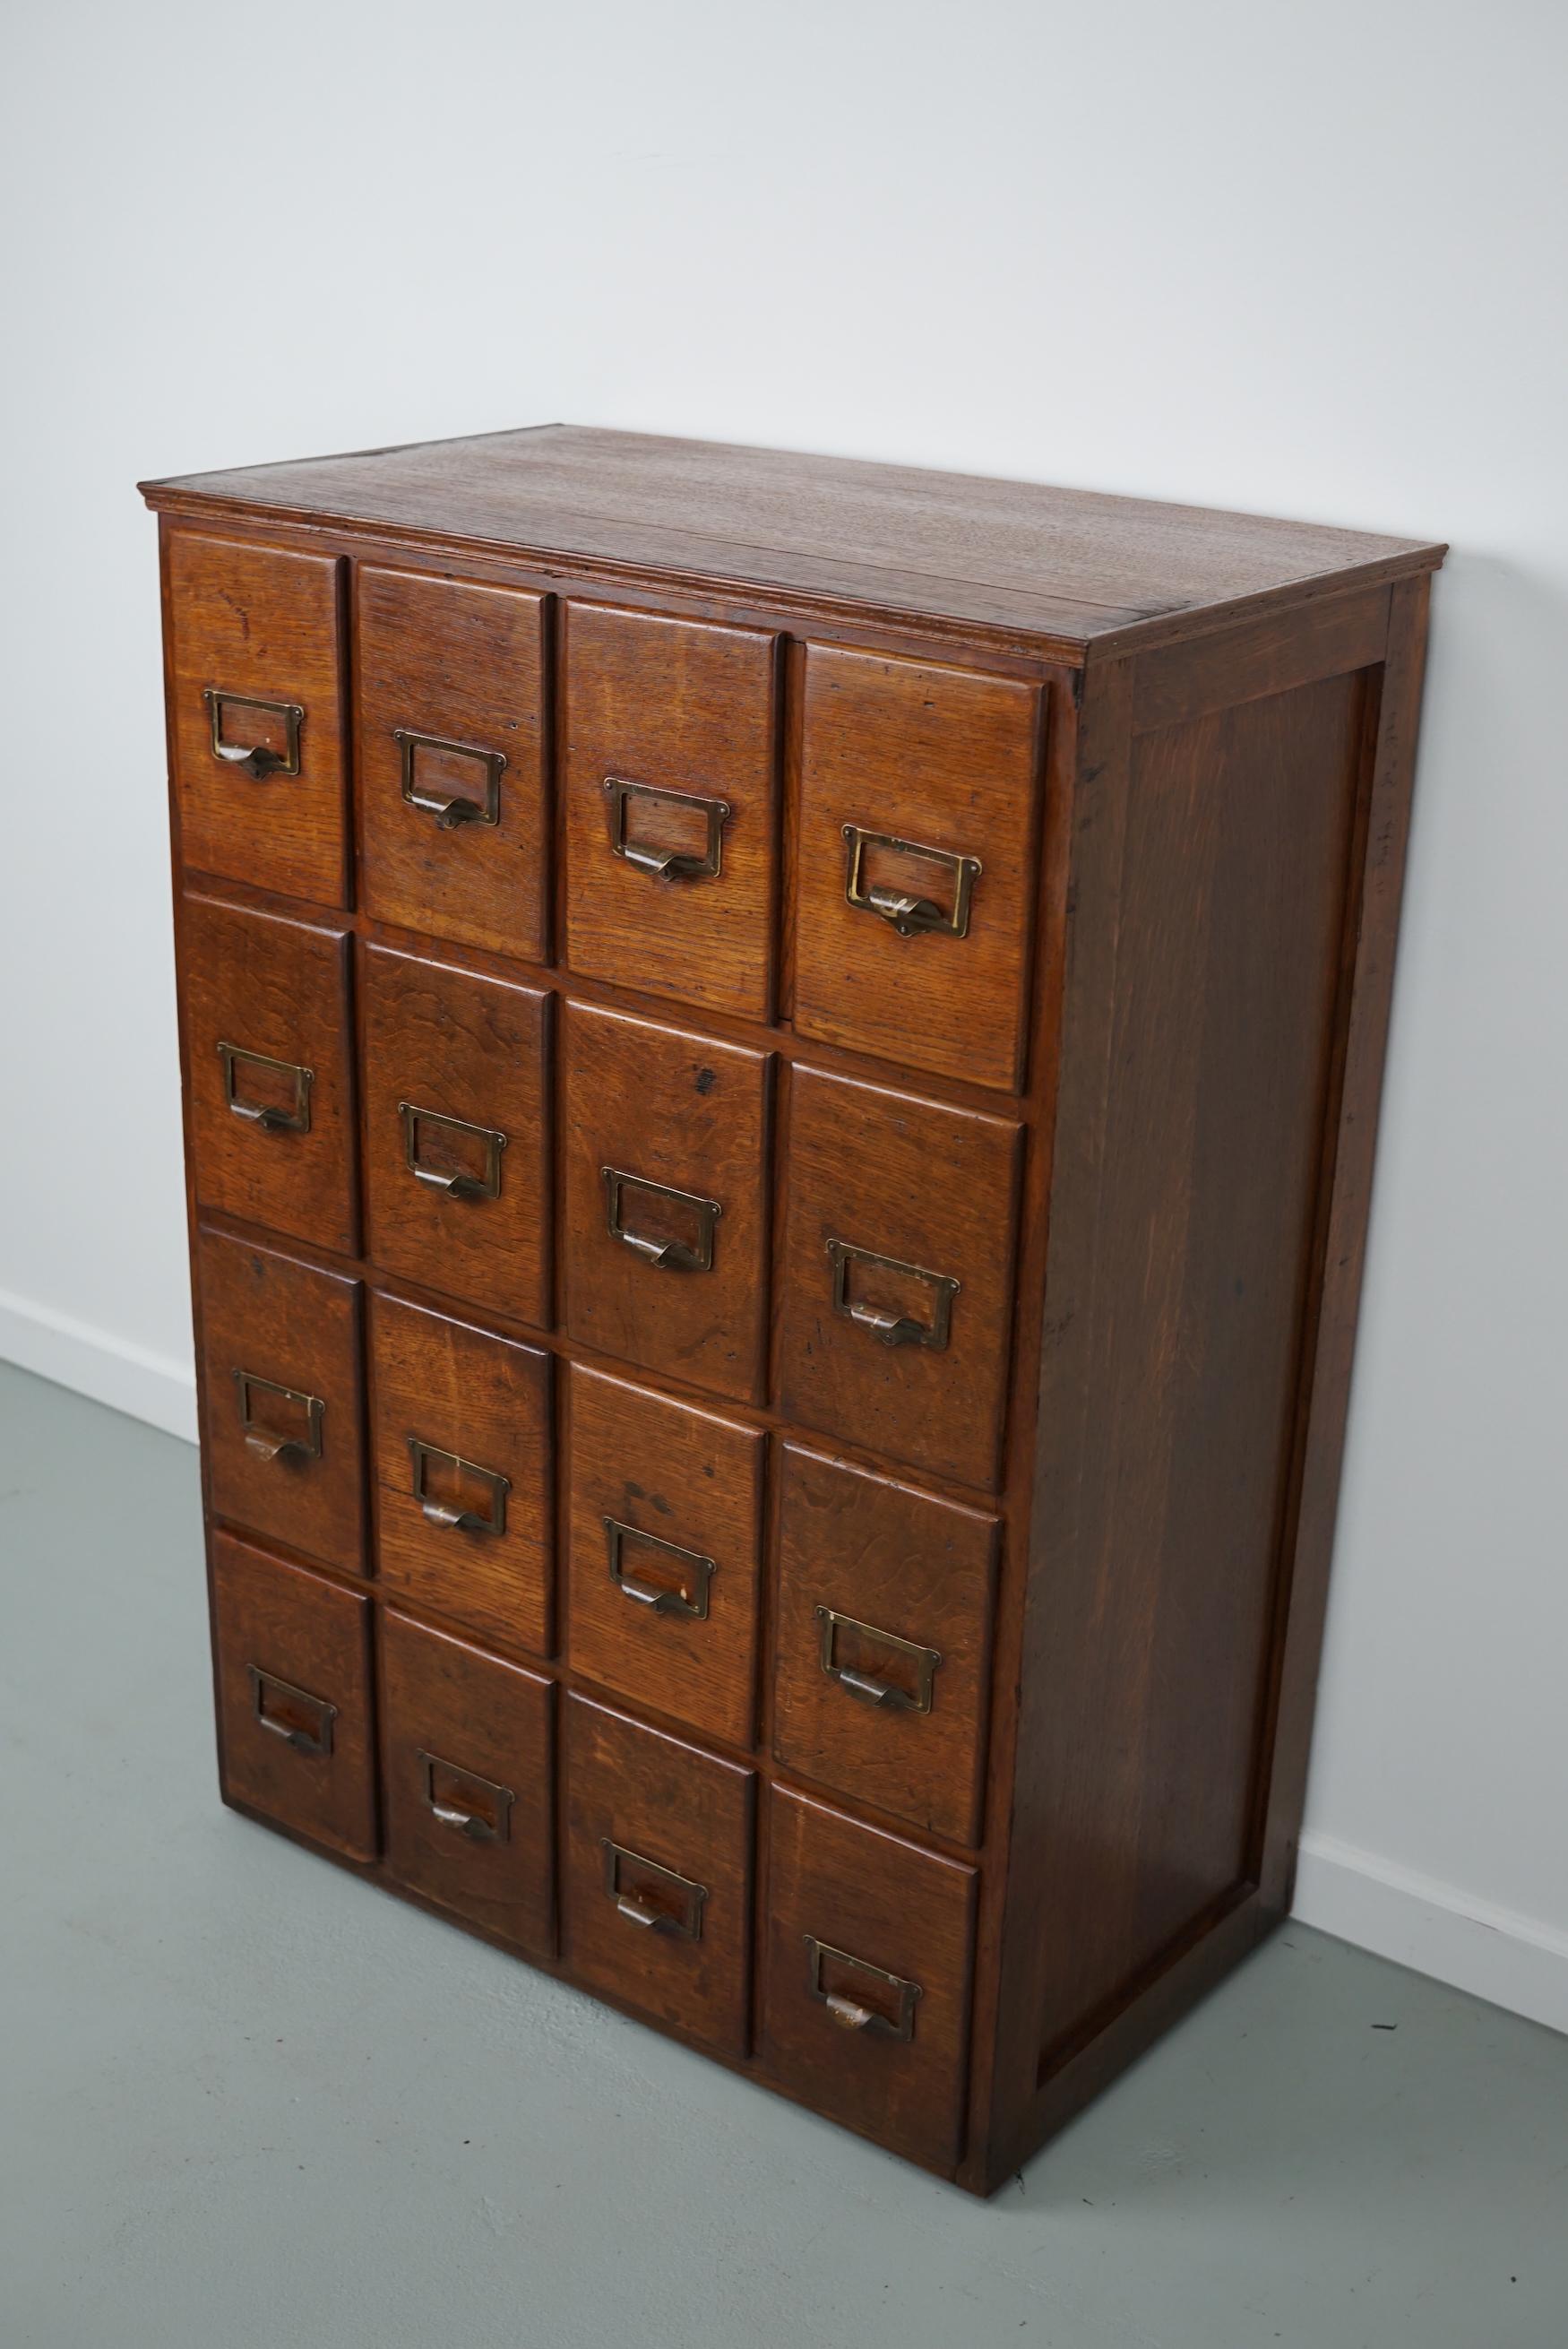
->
142 426 1443 653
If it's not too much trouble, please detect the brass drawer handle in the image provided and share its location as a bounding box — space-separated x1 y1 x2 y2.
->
842 825 981 938
605 1517 715 1620
418 1749 513 1844
805 1935 921 2041
250 1666 336 1757
604 775 730 881
602 1167 721 1273
217 1041 314 1135
814 1606 941 1714
827 1239 960 1352
233 1369 324 1464
408 1438 511 1536
203 688 303 780
394 729 506 829
600 1838 708 1941
400 1102 507 1201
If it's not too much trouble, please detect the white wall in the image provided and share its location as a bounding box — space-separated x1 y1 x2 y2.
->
3 0 1564 2028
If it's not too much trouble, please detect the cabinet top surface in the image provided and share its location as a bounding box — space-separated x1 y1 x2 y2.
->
142 423 1443 655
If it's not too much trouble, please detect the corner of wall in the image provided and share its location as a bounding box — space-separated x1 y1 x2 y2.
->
0 1288 197 1445
1293 1829 1568 2039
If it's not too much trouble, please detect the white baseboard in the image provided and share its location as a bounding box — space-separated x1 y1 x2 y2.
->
1294 1828 1568 2037
0 1285 197 1443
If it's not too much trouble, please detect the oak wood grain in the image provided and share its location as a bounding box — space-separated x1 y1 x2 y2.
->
1257 574 1434 1913
168 531 347 905
564 1693 754 2059
775 1065 1022 1489
562 601 779 1017
211 1532 375 1861
357 566 547 960
369 1290 554 1657
561 1000 772 1403
198 1227 365 1575
792 644 1043 1089
181 892 358 1254
771 1442 998 1846
761 1785 977 2172
360 942 551 1326
983 656 1374 2188
381 1607 555 1959
144 427 1443 654
1131 582 1391 733
567 1362 764 1749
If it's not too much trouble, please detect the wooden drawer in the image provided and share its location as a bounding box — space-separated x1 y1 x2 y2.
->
564 1694 754 2058
380 1610 555 1959
181 893 357 1255
776 1067 1022 1489
771 1444 997 1846
562 1001 771 1403
211 1531 375 1861
566 1363 763 1748
562 602 779 1019
792 645 1042 1091
762 1788 976 2172
369 1292 554 1655
167 532 346 906
357 567 547 963
197 1228 365 1574
360 943 551 1326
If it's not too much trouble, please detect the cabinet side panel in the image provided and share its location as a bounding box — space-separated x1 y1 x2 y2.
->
1019 664 1371 2081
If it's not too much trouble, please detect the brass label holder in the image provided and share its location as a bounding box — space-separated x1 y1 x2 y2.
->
814 1606 942 1714
804 1935 922 2039
605 1516 715 1619
418 1749 514 1843
218 1040 314 1135
400 1102 507 1201
394 728 506 829
842 824 980 937
600 1838 708 1940
602 1167 721 1273
827 1239 960 1351
203 687 304 780
408 1438 511 1535
604 774 731 880
250 1666 336 1757
232 1369 325 1464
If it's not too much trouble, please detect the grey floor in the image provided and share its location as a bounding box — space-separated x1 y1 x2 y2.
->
2 1365 1565 2349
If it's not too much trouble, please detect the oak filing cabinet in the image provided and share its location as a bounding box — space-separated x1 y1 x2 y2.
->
140 428 1443 2191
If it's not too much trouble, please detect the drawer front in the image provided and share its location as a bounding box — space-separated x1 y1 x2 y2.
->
776 1067 1022 1489
358 567 547 963
168 532 346 906
361 944 551 1326
181 894 357 1255
563 1002 771 1403
370 1291 554 1655
211 1531 375 1860
567 1363 763 1748
762 1788 976 2172
792 645 1042 1090
198 1229 365 1573
772 1445 997 1845
381 1609 555 1959
564 1694 754 2058
563 603 779 1019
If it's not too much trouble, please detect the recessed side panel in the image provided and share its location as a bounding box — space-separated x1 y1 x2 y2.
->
1014 663 1372 2116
